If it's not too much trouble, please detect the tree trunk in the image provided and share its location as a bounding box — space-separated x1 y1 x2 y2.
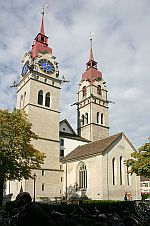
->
0 175 4 206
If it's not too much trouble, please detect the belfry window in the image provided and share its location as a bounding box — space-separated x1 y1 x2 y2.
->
78 162 87 189
97 85 102 95
82 115 84 126
45 92 50 107
41 36 44 42
38 90 43 105
101 113 104 124
83 86 87 98
97 112 99 123
85 112 88 124
20 95 23 109
23 92 26 107
42 183 45 191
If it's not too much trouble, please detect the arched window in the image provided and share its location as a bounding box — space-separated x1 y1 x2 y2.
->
38 90 43 105
82 114 84 126
127 166 131 185
41 36 44 42
101 113 104 124
97 112 99 123
45 92 50 107
85 112 88 124
23 92 26 107
97 85 102 95
42 183 45 191
20 95 23 109
78 162 87 189
120 156 122 185
83 86 86 98
112 158 116 185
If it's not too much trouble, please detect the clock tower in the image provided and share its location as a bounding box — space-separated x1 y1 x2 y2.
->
78 37 109 142
15 12 63 200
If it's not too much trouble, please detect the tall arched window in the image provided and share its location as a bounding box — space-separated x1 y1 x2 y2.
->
20 95 23 109
82 114 84 126
101 113 104 124
97 85 102 95
112 158 116 185
38 90 43 105
45 92 50 107
83 86 86 98
85 112 88 124
23 92 26 107
78 162 87 189
127 166 130 185
120 156 122 185
97 112 99 123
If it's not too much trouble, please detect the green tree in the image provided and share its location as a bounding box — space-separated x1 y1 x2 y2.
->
0 108 45 206
126 139 150 178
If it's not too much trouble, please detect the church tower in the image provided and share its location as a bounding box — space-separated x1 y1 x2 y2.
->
15 11 63 200
78 36 109 142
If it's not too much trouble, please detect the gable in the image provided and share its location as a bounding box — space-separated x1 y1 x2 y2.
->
61 132 136 162
59 119 76 135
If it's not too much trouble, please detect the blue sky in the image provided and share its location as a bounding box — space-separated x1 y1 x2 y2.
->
0 0 150 148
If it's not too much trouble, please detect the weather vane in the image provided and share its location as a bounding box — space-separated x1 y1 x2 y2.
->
90 32 94 40
41 2 48 15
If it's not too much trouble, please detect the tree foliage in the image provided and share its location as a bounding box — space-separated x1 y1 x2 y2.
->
0 108 45 205
126 139 150 178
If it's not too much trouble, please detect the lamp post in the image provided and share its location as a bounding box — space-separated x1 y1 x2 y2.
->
33 173 37 203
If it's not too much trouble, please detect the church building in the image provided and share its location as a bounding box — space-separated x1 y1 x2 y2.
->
8 11 141 201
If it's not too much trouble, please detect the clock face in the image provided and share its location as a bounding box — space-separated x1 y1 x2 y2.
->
38 59 55 74
22 61 29 76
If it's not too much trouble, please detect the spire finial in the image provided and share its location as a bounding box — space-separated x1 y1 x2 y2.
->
89 32 94 61
40 3 48 35
90 32 94 40
41 3 48 15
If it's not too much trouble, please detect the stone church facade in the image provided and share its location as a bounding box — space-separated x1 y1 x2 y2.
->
8 12 141 201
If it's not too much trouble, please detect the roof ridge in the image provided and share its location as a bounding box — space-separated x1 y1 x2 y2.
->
62 132 123 162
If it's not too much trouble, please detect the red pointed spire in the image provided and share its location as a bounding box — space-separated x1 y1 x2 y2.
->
40 14 45 35
81 34 102 83
86 34 97 69
89 38 94 61
31 10 52 59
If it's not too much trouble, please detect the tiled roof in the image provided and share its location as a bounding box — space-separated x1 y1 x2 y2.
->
62 132 123 162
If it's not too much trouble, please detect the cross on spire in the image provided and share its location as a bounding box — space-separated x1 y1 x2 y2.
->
40 4 48 35
86 32 97 68
31 3 52 59
81 33 102 83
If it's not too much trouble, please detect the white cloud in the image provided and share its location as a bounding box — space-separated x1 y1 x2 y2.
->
0 0 150 148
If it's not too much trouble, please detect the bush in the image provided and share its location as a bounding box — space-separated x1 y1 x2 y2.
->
141 193 150 200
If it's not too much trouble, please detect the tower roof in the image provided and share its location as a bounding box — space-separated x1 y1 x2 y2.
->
89 38 94 61
40 14 45 35
82 36 102 83
31 12 52 59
